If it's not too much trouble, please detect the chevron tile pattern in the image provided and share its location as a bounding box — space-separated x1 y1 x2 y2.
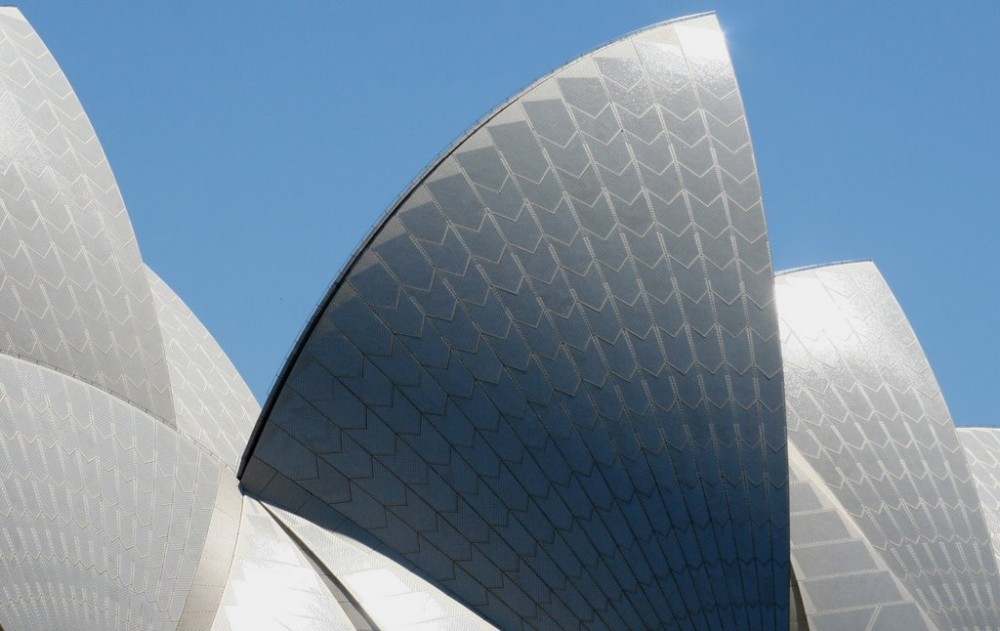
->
0 353 222 630
147 267 260 471
0 9 269 630
17 5 1000 630
0 9 173 422
958 428 1000 565
777 262 1000 628
242 14 787 630
788 443 933 630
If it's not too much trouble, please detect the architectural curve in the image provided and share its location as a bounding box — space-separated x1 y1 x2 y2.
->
958 427 1000 566
788 442 934 630
0 11 265 630
777 261 1000 628
0 353 222 630
0 8 173 422
147 267 260 471
209 497 362 631
8 6 1000 630
241 13 787 629
266 505 498 630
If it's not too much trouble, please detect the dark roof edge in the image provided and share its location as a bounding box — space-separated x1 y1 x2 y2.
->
238 12 718 477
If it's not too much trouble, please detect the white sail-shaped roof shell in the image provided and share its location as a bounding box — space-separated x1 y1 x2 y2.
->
0 9 260 629
778 262 1000 628
241 13 788 629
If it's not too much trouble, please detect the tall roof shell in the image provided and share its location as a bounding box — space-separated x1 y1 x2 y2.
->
0 9 262 629
242 13 787 629
0 8 173 422
777 261 1000 628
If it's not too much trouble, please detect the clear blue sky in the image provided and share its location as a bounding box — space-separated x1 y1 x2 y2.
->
13 1 1000 426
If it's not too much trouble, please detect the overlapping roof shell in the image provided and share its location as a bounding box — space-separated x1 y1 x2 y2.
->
241 13 788 630
2 7 1000 631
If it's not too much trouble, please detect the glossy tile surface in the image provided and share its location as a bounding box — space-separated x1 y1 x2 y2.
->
0 8 172 422
778 262 1000 628
209 498 358 631
270 506 497 630
0 354 221 630
242 13 787 630
788 443 933 630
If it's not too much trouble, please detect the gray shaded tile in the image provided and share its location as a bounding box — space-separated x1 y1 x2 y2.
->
243 14 786 630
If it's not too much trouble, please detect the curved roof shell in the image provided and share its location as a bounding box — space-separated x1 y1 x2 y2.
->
241 13 788 629
147 267 260 471
209 497 362 631
0 354 222 630
787 442 934 630
0 8 173 421
0 9 261 629
777 261 1000 628
265 504 499 630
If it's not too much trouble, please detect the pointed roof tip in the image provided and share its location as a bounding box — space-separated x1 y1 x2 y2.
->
0 7 26 21
776 259 878 277
243 9 744 479
621 11 720 40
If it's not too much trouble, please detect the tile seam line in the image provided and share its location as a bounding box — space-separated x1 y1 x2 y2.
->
0 348 233 472
259 502 383 631
0 347 172 425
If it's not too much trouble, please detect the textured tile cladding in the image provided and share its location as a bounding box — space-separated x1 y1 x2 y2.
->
267 505 498 630
778 262 1000 628
787 443 934 630
0 354 222 630
0 9 261 630
0 9 173 422
958 428 1000 568
241 14 788 630
147 267 260 471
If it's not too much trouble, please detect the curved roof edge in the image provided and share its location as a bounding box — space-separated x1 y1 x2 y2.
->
147 265 260 471
775 258 875 277
0 6 175 423
778 262 1000 626
788 443 935 629
265 504 498 630
240 12 786 625
0 350 223 628
240 11 719 476
207 496 362 629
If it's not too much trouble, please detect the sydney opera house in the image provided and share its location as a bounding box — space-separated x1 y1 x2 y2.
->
1 6 998 630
